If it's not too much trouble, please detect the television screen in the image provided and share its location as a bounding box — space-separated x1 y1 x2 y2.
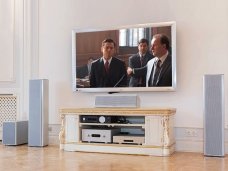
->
72 21 176 92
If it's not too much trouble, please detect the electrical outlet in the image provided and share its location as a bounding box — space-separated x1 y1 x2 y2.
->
48 126 52 132
185 129 197 137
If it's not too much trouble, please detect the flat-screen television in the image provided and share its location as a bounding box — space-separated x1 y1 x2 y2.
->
72 21 176 92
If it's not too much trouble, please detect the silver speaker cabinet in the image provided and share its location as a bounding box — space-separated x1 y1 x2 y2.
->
203 74 224 156
28 79 49 147
95 94 138 108
2 121 28 145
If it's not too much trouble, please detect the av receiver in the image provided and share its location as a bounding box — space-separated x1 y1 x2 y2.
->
80 115 117 123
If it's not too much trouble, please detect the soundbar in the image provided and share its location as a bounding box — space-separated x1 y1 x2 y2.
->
95 94 138 108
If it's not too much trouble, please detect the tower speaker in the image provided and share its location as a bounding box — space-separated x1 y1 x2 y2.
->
28 79 49 147
203 74 224 156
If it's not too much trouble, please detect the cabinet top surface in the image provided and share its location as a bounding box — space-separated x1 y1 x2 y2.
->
60 108 176 115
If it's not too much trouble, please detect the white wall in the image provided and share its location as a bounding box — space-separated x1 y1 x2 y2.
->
1 0 228 150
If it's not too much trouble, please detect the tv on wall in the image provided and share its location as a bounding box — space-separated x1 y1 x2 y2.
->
72 21 176 92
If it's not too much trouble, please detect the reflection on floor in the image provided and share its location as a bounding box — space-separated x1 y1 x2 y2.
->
0 143 227 171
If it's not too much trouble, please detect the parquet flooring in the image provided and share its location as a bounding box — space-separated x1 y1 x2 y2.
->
0 143 227 171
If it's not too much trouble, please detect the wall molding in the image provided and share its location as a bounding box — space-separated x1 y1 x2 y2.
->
0 0 15 82
19 0 39 119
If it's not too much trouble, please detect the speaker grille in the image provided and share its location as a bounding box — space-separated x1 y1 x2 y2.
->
203 74 224 156
95 95 137 108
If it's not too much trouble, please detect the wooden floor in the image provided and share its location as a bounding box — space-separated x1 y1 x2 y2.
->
0 143 227 171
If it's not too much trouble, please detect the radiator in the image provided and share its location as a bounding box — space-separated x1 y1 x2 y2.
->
0 95 17 137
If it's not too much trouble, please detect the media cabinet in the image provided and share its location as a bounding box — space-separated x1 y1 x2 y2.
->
59 108 176 156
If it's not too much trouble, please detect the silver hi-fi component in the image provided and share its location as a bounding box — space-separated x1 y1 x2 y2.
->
95 94 138 108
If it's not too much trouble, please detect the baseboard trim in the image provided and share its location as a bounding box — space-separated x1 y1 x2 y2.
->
175 139 203 152
2 124 226 154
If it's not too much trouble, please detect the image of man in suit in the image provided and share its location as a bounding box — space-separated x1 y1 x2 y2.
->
89 38 127 87
128 38 153 87
127 34 172 87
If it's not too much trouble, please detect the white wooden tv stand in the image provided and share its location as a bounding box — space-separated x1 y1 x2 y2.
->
59 108 176 156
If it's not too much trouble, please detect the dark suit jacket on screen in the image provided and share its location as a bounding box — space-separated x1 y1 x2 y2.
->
134 54 172 87
128 52 153 87
89 57 127 87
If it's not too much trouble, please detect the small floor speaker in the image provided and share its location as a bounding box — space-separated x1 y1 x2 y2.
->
203 74 224 157
28 79 49 147
2 121 28 145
